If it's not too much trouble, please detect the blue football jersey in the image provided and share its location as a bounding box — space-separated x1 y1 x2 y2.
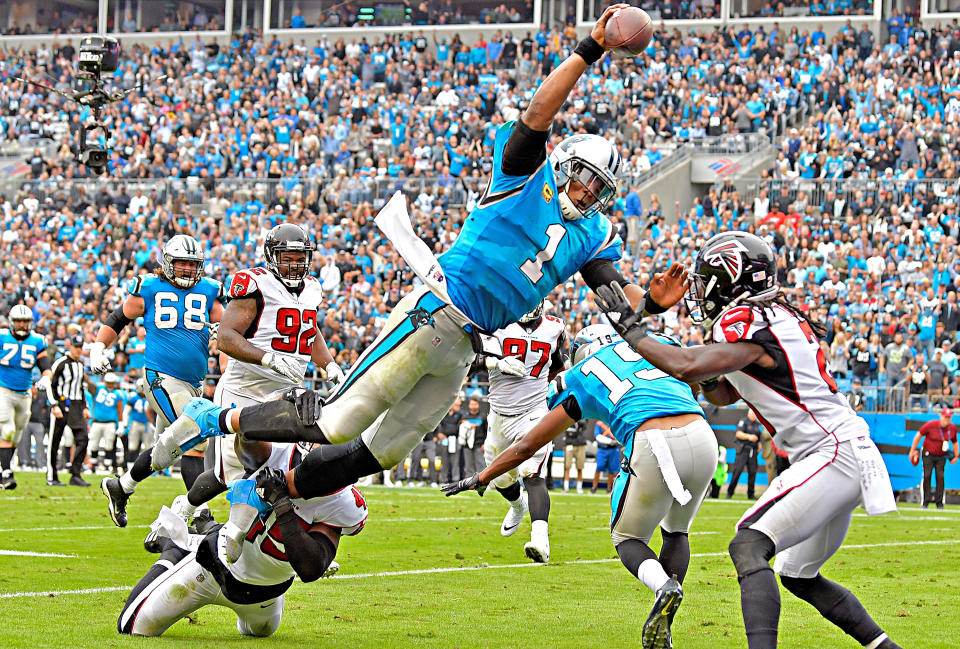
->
128 391 149 423
548 338 703 446
0 329 47 392
130 274 223 386
92 386 125 422
439 121 622 332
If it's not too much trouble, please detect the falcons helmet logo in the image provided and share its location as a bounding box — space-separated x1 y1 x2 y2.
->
702 239 749 281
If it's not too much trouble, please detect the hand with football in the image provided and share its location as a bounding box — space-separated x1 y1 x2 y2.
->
590 4 631 50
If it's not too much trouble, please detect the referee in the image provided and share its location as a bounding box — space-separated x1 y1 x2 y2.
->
909 408 959 509
46 335 93 487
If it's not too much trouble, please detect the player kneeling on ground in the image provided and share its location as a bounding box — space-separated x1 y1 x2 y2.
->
443 325 717 649
118 440 366 637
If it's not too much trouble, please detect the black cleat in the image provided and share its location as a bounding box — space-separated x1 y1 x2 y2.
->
101 477 130 527
143 527 163 554
69 475 90 487
1 471 16 490
191 508 218 535
642 578 683 649
47 479 66 487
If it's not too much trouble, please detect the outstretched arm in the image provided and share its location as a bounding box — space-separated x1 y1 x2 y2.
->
477 406 574 486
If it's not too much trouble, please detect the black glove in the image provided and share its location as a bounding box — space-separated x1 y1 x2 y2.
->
440 473 487 497
595 282 645 347
282 388 323 426
256 468 294 516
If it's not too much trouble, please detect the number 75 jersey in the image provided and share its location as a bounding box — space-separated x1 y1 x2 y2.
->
130 274 224 386
438 121 622 333
219 267 324 400
0 328 47 392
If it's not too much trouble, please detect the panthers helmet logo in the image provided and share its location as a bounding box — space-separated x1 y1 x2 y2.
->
702 239 749 282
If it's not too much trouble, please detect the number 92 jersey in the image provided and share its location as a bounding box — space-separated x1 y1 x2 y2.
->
0 329 46 392
219 268 324 400
548 337 703 446
129 274 224 387
438 121 622 333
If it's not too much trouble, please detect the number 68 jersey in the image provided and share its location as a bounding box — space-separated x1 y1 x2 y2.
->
219 268 325 401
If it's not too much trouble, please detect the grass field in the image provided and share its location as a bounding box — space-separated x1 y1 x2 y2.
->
0 472 955 649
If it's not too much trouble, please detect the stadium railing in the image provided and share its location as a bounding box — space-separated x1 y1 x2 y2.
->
750 177 958 208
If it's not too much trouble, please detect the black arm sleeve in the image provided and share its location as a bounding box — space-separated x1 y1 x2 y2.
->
559 394 583 421
49 357 66 403
36 356 51 373
501 119 550 177
550 332 568 373
580 259 628 292
104 305 133 335
274 510 337 583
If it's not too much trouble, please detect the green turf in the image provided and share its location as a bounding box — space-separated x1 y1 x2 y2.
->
0 472 954 648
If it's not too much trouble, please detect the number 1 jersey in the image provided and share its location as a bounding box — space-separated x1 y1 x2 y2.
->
438 121 622 333
220 268 324 400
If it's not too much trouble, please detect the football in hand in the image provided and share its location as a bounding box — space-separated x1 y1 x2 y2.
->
603 6 654 57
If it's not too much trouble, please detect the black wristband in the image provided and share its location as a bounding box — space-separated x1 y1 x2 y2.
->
574 36 604 65
642 294 669 315
699 377 720 392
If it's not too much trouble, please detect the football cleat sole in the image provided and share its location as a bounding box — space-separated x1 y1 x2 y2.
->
322 561 340 578
524 541 549 564
100 477 130 528
642 578 683 649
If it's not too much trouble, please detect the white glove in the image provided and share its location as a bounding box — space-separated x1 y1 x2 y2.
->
324 362 345 385
35 373 52 394
203 320 219 341
261 352 302 384
119 419 129 435
89 341 111 375
495 356 528 377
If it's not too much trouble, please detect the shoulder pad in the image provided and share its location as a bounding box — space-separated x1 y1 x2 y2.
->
229 270 261 299
713 306 757 343
544 314 563 324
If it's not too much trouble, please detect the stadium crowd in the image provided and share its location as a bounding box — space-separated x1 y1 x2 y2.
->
1 13 960 479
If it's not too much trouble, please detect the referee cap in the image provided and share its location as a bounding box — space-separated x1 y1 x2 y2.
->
69 334 85 348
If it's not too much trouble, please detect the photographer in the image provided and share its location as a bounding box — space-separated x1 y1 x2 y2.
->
727 410 761 499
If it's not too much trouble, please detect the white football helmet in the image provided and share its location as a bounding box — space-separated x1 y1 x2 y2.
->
104 372 120 386
161 235 204 289
571 323 620 364
9 304 33 338
549 134 622 221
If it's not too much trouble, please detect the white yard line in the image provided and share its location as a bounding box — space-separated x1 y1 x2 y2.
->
0 550 78 558
4 537 956 600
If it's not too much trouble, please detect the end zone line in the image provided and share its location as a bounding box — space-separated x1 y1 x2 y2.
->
4 537 956 599
0 550 78 558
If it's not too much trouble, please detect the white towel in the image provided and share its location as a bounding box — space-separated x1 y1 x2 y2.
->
153 506 204 552
645 430 692 506
851 437 897 515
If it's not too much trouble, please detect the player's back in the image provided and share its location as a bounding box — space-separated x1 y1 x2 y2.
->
219 268 324 400
228 443 367 586
132 274 222 386
439 121 620 333
550 338 703 445
488 315 565 415
92 387 124 421
713 303 867 461
0 329 46 392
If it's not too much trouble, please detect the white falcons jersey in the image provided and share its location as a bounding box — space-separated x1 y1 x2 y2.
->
219 268 325 400
228 442 367 586
488 315 566 416
712 303 867 462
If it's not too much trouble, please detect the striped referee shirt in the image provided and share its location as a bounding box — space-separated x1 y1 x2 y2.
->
47 355 86 404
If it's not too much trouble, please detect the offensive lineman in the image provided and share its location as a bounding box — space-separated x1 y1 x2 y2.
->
482 301 567 563
0 305 52 490
594 232 903 649
443 324 717 649
153 223 343 536
117 441 365 637
95 235 224 527
149 6 688 521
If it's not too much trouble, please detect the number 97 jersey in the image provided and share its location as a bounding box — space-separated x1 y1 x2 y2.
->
129 274 224 387
219 268 324 401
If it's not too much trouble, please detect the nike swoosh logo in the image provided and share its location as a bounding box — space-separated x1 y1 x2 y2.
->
502 521 520 532
260 603 273 608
